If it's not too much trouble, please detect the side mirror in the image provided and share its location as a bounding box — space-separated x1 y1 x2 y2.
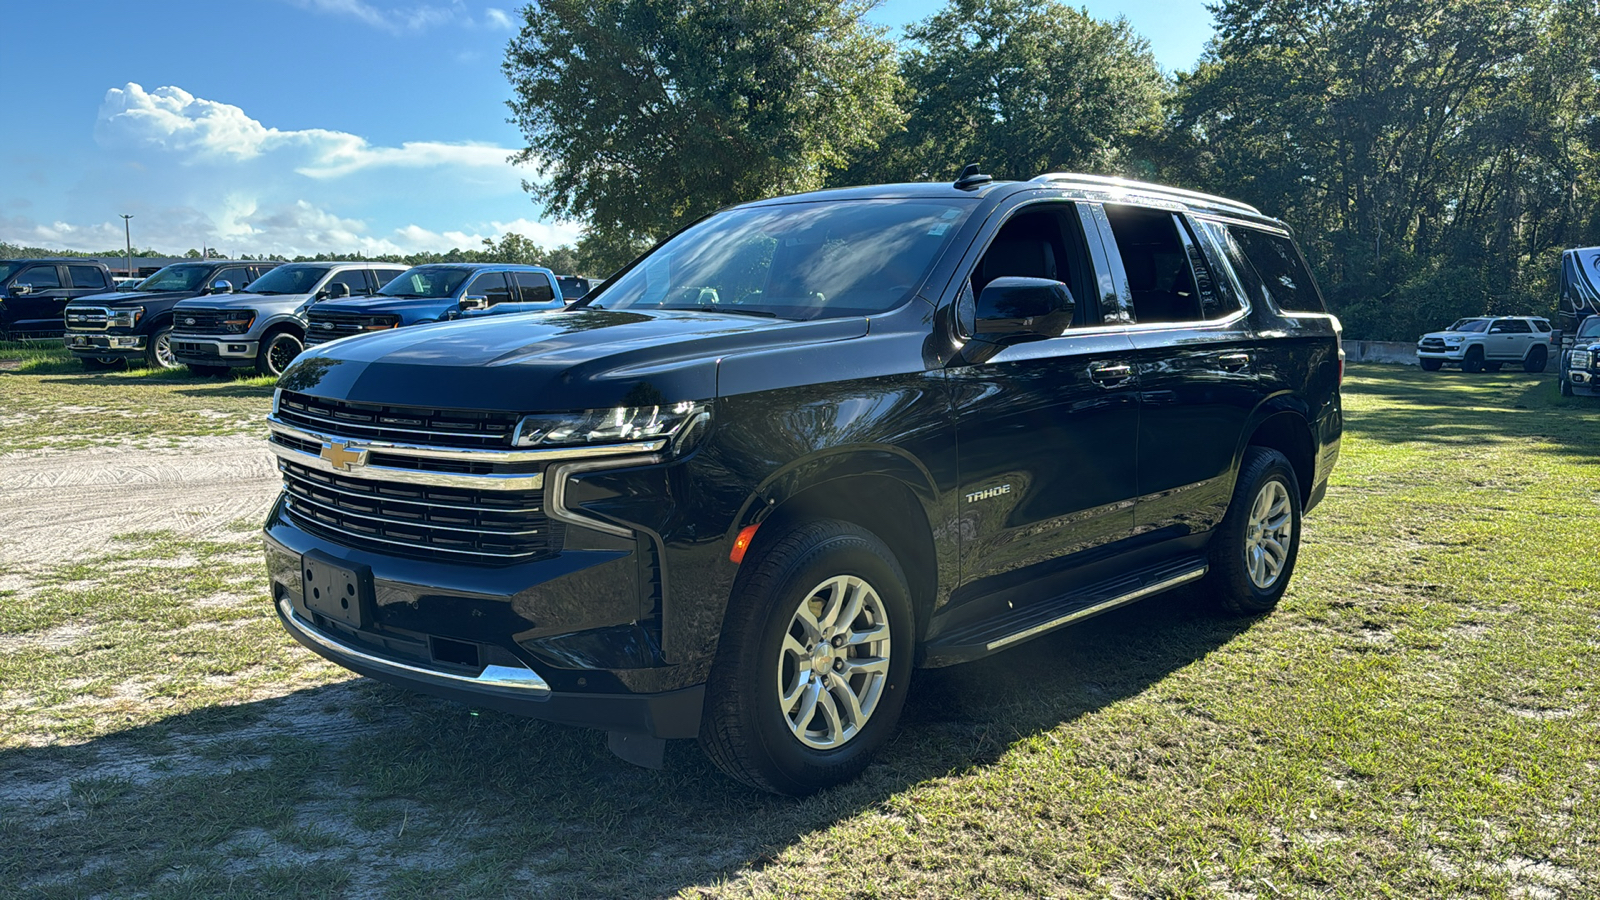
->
12 284 33 296
209 280 234 295
973 277 1075 342
326 283 351 300
460 294 489 311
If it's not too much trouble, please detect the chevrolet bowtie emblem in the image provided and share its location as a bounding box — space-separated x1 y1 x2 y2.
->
319 440 368 471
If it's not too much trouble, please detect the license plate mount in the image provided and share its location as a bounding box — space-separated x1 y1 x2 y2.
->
300 550 372 629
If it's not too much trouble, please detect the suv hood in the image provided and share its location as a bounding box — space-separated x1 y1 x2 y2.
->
176 291 311 309
312 295 453 315
70 290 188 307
278 308 868 412
1420 330 1474 340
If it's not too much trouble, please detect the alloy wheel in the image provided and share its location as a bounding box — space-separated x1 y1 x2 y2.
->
775 574 891 750
1245 480 1294 590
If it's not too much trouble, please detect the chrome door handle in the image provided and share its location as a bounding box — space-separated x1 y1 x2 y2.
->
1088 362 1133 387
1217 352 1251 372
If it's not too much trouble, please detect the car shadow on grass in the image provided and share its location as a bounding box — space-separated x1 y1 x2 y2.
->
0 587 1253 899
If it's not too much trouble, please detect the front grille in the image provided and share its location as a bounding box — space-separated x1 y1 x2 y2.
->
174 307 238 335
304 312 397 347
279 459 557 563
65 307 110 331
1418 338 1446 352
276 391 519 449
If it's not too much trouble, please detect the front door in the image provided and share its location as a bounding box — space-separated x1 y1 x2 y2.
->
947 202 1139 607
6 265 70 337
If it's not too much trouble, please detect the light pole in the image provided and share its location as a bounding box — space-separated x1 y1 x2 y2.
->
120 214 134 278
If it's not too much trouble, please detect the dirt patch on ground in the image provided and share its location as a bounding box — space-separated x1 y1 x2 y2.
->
0 435 278 570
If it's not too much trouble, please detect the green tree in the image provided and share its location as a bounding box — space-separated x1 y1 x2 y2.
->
839 0 1167 185
503 0 903 242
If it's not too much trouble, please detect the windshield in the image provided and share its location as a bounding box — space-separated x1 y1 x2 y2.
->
1448 318 1490 333
245 265 329 295
378 266 472 299
588 199 977 319
135 264 213 292
1578 317 1600 338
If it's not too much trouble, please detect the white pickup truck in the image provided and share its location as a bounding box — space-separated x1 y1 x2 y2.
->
1415 316 1553 373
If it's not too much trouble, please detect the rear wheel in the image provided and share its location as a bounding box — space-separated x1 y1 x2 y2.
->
700 520 913 795
1208 447 1302 616
1524 345 1548 373
1462 346 1486 373
257 331 303 377
1419 358 1443 371
143 325 178 370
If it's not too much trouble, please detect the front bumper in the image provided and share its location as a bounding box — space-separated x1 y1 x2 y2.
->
1565 369 1600 395
64 332 147 357
263 500 705 739
171 336 258 367
1416 347 1467 362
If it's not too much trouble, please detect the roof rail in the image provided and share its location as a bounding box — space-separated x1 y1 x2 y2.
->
1030 173 1263 217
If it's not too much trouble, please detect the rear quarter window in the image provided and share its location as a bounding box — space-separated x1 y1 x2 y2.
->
1229 227 1327 314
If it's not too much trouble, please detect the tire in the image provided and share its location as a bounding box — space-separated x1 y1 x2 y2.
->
1560 376 1574 397
1207 447 1303 616
256 330 303 377
187 364 229 377
1524 345 1547 373
143 324 179 370
80 356 124 371
1461 346 1485 373
699 519 914 795
1419 358 1443 371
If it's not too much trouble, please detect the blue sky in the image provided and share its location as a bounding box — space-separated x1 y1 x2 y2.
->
0 0 1214 258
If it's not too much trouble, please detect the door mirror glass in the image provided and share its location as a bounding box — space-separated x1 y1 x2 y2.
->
974 277 1075 341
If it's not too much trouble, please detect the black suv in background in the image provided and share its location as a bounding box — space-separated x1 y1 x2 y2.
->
0 259 115 340
263 172 1343 794
63 260 280 369
556 275 592 303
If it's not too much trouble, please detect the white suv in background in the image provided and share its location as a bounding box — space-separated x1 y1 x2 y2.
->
1415 316 1553 373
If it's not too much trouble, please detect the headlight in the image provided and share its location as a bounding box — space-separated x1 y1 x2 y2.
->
361 315 401 332
513 401 708 449
1572 350 1595 370
108 307 144 328
222 311 257 334
1443 337 1463 345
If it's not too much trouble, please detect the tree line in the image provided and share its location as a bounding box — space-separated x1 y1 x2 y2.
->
504 0 1600 340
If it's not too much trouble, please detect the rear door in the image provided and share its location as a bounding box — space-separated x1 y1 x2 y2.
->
66 265 110 301
947 201 1139 604
1090 204 1258 536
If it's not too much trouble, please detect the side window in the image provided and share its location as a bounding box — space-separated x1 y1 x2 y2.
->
1501 319 1531 334
963 203 1096 332
1488 320 1508 334
514 272 555 303
67 266 108 290
327 270 373 296
215 267 249 288
375 268 405 285
1230 228 1327 314
16 266 61 289
1102 204 1227 325
468 272 513 305
1533 319 1552 333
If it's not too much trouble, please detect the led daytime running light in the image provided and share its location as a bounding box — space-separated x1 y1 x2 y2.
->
513 401 705 448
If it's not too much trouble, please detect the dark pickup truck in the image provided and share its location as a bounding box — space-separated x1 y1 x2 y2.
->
1 259 115 341
63 261 280 369
263 171 1343 794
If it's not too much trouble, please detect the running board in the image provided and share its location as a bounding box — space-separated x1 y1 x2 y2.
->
920 557 1208 667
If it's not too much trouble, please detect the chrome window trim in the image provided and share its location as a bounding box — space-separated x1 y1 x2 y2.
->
278 598 551 695
267 415 667 464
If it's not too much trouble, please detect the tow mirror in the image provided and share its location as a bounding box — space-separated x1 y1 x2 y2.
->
12 284 33 296
326 283 351 300
460 294 489 311
973 277 1075 342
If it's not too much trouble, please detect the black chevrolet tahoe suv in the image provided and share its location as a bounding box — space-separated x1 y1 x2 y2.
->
263 172 1344 794
1 259 115 340
63 261 280 369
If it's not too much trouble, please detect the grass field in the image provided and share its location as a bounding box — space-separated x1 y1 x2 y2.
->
0 355 1596 899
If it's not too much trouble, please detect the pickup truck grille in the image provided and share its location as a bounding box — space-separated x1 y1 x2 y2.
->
275 391 519 449
173 307 237 335
304 312 399 347
278 459 557 563
1417 338 1447 352
64 307 111 331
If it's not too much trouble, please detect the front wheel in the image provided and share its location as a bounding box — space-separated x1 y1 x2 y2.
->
700 520 914 795
1462 346 1485 373
1524 345 1548 373
143 325 179 370
256 331 303 377
1419 358 1443 371
1207 447 1303 616
1560 376 1574 397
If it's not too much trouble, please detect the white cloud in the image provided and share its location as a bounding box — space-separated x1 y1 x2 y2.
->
283 0 465 33
484 7 514 29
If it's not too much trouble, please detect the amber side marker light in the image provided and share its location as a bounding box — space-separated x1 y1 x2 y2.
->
730 524 760 564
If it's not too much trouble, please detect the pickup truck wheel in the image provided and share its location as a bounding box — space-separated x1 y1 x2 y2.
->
1560 377 1574 397
81 356 124 371
1461 346 1485 373
143 325 179 370
1419 358 1443 371
188 364 229 377
257 331 303 377
1524 345 1548 373
699 519 913 795
1208 447 1302 616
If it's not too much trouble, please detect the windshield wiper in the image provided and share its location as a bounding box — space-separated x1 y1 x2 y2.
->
701 307 778 318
